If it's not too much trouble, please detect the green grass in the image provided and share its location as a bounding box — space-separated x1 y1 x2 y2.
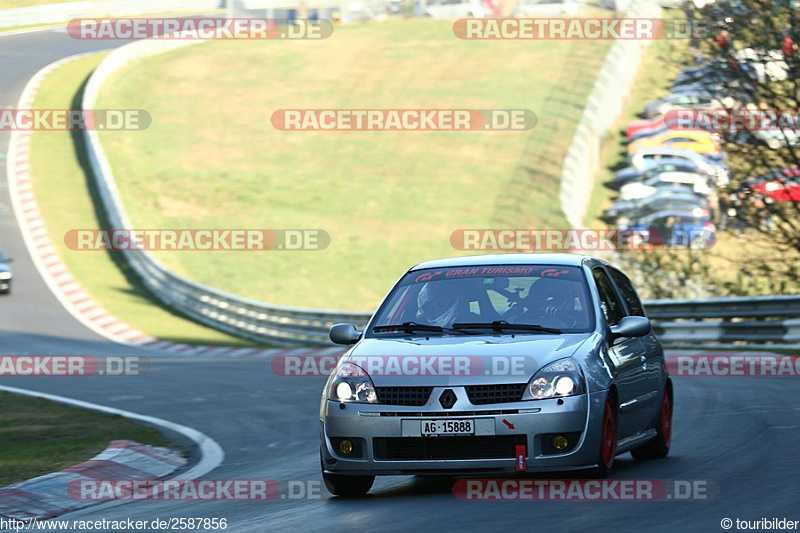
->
0 391 176 486
95 19 611 311
29 54 258 346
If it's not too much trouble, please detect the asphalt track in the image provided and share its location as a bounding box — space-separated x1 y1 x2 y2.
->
1 27 799 533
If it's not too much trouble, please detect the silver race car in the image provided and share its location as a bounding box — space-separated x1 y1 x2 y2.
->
320 254 672 496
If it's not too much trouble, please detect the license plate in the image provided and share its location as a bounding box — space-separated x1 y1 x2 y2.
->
421 419 474 436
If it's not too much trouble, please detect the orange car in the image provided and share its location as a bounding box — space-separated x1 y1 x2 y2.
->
628 130 722 156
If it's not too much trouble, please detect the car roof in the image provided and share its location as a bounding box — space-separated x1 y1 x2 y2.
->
637 147 704 159
410 253 597 271
639 210 704 221
648 158 698 167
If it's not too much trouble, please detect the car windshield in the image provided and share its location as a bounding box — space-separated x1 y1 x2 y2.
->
369 265 593 335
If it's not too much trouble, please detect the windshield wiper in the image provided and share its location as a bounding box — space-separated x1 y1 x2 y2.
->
452 320 562 334
372 321 477 335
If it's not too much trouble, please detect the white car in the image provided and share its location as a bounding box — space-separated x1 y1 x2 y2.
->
420 0 486 18
756 127 799 150
628 148 729 188
619 172 714 201
735 48 789 82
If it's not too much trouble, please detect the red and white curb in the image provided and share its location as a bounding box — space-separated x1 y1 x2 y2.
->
5 53 345 360
0 440 186 521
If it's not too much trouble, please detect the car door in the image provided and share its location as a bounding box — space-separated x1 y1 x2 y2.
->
606 267 662 423
591 267 649 439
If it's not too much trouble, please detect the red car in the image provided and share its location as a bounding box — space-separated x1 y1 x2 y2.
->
749 169 800 202
625 115 686 139
626 116 664 138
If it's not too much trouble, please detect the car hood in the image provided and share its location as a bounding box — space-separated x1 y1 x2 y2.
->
345 333 592 386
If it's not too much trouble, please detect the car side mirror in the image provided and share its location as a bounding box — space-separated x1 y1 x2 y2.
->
4 257 12 263
329 323 361 345
609 316 651 339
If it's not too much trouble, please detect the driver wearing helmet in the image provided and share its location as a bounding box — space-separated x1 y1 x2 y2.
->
416 282 471 327
510 279 574 328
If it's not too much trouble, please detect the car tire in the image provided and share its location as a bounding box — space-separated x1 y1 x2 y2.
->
631 385 672 460
321 458 374 497
592 394 618 477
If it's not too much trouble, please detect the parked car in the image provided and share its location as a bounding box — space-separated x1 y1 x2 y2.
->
754 121 800 149
603 189 709 224
321 254 672 496
615 197 710 227
611 158 715 189
622 211 716 249
747 169 800 202
626 115 666 139
628 130 722 157
643 93 730 120
627 148 729 187
735 48 789 82
669 80 728 96
512 0 578 17
619 172 714 201
418 0 486 18
0 247 13 294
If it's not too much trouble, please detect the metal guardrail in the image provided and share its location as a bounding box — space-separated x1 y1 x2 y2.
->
644 295 800 345
0 0 223 29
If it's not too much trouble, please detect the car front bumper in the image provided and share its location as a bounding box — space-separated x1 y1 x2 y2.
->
321 388 607 476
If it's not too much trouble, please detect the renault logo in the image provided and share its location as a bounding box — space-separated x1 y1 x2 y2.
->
439 389 457 409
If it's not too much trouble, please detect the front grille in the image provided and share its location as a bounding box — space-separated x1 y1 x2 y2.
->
465 384 527 405
379 409 519 417
374 436 527 460
376 387 432 406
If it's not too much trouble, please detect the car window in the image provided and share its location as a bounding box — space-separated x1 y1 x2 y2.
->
592 268 625 326
607 268 646 317
369 265 594 333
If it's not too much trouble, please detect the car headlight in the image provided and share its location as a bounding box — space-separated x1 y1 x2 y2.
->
0 272 11 280
327 362 378 403
522 358 586 400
